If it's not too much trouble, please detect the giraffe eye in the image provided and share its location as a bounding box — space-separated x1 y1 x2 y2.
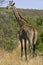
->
13 3 15 5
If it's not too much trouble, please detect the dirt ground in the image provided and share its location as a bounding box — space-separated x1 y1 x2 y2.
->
0 43 43 65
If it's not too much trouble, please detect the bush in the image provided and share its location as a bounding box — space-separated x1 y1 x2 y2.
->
40 33 43 42
36 17 43 26
0 8 43 53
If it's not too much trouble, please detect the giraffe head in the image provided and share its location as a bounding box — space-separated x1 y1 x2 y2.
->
7 0 15 9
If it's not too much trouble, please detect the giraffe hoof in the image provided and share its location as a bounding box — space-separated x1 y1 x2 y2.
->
25 57 27 61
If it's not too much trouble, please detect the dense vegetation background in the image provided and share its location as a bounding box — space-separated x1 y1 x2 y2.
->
0 8 43 53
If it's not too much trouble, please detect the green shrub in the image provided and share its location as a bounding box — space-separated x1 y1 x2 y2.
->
0 8 43 53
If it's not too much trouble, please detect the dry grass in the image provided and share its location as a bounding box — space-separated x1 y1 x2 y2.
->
0 43 43 65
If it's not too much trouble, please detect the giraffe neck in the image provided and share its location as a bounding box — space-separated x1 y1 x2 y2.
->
13 6 28 27
13 6 20 19
17 10 28 23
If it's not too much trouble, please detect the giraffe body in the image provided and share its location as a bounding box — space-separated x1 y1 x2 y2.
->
7 1 38 60
18 24 37 59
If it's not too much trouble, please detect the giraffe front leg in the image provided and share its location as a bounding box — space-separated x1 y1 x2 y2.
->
20 39 23 59
24 39 27 60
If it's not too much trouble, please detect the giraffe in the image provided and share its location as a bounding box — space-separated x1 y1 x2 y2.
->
7 1 38 60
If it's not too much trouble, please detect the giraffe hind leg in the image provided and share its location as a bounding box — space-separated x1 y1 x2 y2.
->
29 33 34 57
29 37 34 57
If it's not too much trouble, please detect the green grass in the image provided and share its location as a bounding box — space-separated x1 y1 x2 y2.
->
0 8 43 52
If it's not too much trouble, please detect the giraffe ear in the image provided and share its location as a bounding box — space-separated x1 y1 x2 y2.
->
13 3 15 5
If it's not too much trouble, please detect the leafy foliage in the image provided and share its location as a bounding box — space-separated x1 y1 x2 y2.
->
0 8 43 52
